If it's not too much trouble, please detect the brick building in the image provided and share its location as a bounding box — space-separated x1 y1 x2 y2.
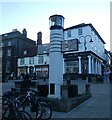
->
0 29 36 82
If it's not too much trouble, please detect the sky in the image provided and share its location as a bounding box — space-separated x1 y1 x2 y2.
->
0 0 111 51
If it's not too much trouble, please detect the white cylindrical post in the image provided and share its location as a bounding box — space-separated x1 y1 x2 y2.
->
97 61 101 75
48 15 64 98
97 61 100 74
63 59 65 74
95 59 98 74
78 56 82 74
27 67 29 74
92 57 94 74
99 62 101 75
88 55 91 74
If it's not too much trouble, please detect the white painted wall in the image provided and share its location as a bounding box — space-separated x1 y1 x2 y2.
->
64 25 105 60
18 54 49 68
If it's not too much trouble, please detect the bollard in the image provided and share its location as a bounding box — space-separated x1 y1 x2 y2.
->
85 84 91 95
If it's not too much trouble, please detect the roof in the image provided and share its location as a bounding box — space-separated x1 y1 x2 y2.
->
49 14 65 19
64 23 105 44
19 46 37 57
1 30 36 44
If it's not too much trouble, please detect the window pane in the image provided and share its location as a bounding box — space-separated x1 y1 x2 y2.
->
20 58 24 65
38 56 43 64
29 57 34 64
67 30 71 37
7 49 11 56
78 28 83 35
8 42 12 46
35 66 48 78
65 61 78 73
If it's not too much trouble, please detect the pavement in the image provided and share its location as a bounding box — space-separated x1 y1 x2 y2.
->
0 80 111 119
52 82 110 119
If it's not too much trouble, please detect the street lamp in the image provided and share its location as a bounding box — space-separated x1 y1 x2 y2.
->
79 35 93 51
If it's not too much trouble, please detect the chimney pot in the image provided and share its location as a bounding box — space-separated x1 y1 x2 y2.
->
22 28 27 37
37 31 42 45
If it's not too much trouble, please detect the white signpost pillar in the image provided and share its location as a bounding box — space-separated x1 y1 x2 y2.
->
48 15 64 98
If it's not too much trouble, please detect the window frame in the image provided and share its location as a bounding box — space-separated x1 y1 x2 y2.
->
7 49 11 56
20 58 25 65
78 28 83 36
67 30 71 37
38 55 43 64
29 57 34 64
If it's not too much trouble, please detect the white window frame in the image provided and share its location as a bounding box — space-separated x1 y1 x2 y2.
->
38 55 43 64
7 49 11 56
78 28 83 36
67 30 71 37
29 57 34 64
20 58 25 65
8 42 12 46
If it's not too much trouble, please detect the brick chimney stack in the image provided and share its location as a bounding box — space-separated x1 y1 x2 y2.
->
37 32 42 45
22 28 27 38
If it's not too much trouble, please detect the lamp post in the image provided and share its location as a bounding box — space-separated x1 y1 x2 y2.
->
79 35 93 51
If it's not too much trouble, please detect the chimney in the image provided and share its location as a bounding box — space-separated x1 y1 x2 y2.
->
22 28 27 38
12 29 18 32
37 32 42 45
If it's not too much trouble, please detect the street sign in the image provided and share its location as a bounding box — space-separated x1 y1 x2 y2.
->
62 39 78 52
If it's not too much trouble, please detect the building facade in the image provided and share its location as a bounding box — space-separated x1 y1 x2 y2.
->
17 32 49 79
18 19 110 82
18 53 49 79
1 29 36 82
63 23 106 80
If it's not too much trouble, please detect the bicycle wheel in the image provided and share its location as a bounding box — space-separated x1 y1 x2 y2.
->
19 110 32 120
23 101 43 120
2 104 11 120
35 102 43 120
2 106 20 120
2 100 15 120
2 107 32 120
40 101 52 120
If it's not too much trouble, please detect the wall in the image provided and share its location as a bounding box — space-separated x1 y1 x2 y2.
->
18 54 49 67
64 26 105 60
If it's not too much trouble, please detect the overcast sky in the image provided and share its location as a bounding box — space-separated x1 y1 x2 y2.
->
0 0 111 50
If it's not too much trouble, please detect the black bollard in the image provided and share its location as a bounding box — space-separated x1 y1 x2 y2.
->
85 84 91 95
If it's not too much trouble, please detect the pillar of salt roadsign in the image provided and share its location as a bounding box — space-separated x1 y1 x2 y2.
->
48 15 64 98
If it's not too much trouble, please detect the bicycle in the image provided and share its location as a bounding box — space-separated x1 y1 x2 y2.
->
18 88 52 120
11 88 43 120
2 88 52 120
2 92 32 120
